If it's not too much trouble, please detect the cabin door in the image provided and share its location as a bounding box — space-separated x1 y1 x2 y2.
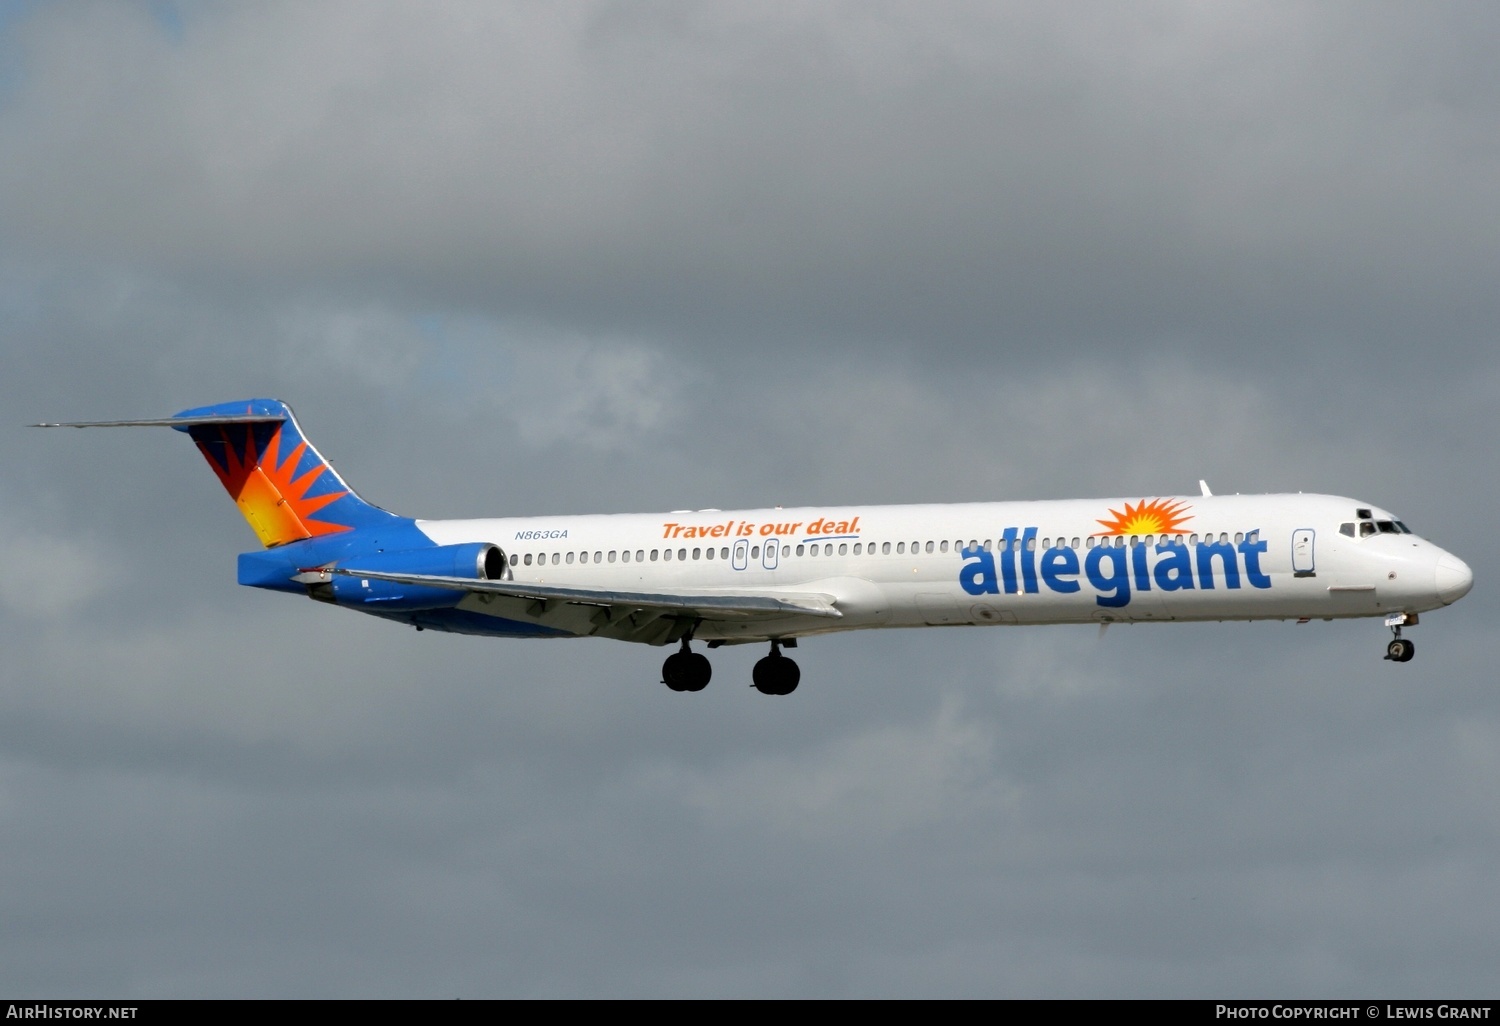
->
1292 529 1316 577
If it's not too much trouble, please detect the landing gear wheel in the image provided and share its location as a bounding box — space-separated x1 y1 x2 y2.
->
681 652 711 691
753 642 800 695
662 642 712 692
1385 638 1415 663
662 651 690 691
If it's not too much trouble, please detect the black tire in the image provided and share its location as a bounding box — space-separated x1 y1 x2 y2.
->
662 652 689 691
683 652 712 692
775 658 800 695
753 654 801 695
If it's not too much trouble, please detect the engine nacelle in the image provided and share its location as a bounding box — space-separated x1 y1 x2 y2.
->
327 542 507 611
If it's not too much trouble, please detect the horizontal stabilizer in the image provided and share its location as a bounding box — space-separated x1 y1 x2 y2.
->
40 399 404 549
34 414 286 428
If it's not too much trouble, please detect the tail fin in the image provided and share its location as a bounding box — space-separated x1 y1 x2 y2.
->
171 399 401 548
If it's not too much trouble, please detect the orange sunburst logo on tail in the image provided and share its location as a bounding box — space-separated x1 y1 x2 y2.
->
196 423 351 547
1094 498 1194 537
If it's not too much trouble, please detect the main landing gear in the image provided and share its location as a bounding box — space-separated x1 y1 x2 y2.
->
1385 615 1416 663
660 638 801 694
752 640 800 696
662 637 711 692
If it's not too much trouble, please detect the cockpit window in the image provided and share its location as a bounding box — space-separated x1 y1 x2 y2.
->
1344 519 1413 539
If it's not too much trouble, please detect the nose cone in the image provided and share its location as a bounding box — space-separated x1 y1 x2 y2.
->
1435 554 1474 605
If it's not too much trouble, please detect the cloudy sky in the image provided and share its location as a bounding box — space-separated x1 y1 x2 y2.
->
2 0 1496 998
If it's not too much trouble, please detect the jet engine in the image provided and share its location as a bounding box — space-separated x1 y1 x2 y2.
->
322 542 507 610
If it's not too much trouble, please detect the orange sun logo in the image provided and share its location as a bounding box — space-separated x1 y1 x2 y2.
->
1094 498 1194 537
196 424 351 547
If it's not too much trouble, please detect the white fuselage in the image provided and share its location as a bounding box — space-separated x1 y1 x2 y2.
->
415 493 1472 644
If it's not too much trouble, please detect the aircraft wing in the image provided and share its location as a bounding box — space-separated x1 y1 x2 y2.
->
315 566 841 644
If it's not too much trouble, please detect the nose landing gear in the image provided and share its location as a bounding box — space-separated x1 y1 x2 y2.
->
752 640 800 695
1385 617 1416 663
662 637 712 692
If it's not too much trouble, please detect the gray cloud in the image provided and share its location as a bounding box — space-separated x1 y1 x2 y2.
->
1 0 1496 998
6 2 1500 363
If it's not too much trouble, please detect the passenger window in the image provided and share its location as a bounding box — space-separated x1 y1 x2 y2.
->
651 550 659 561
839 543 848 555
608 551 616 563
693 547 701 560
567 552 575 564
896 542 905 554
524 554 533 566
1233 533 1242 544
637 550 645 562
719 548 728 559
796 544 805 556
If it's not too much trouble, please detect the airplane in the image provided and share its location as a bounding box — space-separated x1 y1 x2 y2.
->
38 399 1473 694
